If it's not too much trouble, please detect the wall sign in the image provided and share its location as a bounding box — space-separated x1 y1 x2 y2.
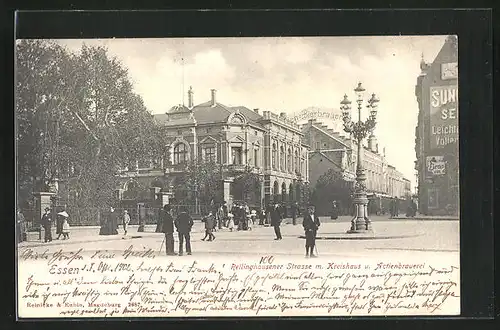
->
429 85 458 150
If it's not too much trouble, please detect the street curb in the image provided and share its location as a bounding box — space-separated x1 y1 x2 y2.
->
298 233 423 240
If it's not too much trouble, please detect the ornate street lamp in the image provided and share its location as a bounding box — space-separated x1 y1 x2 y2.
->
341 82 379 233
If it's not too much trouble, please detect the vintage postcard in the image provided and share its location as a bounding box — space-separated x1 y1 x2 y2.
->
15 35 459 318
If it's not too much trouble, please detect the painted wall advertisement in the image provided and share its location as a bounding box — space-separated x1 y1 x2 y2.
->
426 156 446 177
429 85 458 150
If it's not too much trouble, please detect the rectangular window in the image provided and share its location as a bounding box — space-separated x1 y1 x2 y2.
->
254 149 258 167
204 146 216 162
315 141 321 150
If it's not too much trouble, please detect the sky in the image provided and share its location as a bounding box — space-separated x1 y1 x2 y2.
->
54 36 448 191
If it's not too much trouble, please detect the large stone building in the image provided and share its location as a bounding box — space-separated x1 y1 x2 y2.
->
414 36 459 215
116 88 309 211
302 119 411 199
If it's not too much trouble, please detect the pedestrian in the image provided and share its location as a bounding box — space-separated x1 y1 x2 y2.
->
161 205 176 256
201 211 216 241
331 200 339 220
122 210 130 235
303 204 320 258
174 207 193 256
108 206 119 235
259 208 265 225
249 209 257 230
271 203 282 240
55 211 64 239
389 198 395 218
61 216 70 239
17 208 26 243
266 203 273 225
41 207 53 243
221 201 228 228
227 212 235 231
291 202 298 225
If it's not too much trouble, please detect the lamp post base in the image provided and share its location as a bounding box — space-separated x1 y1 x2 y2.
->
346 194 373 234
346 217 373 233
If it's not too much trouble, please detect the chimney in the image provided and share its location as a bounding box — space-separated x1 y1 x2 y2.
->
253 108 259 114
211 89 217 107
188 86 194 108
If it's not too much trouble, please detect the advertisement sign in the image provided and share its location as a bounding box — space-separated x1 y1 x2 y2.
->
426 156 446 177
430 85 458 150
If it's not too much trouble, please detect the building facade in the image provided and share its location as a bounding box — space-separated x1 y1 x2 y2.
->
415 35 459 215
116 88 309 211
303 119 410 199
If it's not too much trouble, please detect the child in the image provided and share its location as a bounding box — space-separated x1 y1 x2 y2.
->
227 212 235 232
62 217 70 239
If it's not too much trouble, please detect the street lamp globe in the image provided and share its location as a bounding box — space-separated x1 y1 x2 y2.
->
340 94 352 121
368 93 380 119
354 82 365 102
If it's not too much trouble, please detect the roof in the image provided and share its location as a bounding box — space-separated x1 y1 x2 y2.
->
305 123 350 148
309 150 343 170
167 104 192 114
158 99 265 128
153 113 196 127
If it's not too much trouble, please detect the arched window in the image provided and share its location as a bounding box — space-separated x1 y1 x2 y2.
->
173 143 188 164
287 148 292 172
280 146 285 171
272 143 277 169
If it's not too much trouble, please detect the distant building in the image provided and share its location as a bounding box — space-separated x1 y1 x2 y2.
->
415 35 459 215
116 88 309 210
302 119 410 199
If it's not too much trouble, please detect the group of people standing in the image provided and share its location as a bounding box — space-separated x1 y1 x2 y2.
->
40 207 71 243
99 206 131 236
160 204 194 256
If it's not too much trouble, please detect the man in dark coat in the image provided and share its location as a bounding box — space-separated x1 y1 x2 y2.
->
41 207 52 243
303 204 320 258
161 205 176 256
174 207 194 256
270 203 282 240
